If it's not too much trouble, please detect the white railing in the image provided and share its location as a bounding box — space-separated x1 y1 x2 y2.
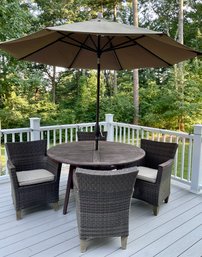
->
40 122 107 148
111 122 194 185
0 114 201 193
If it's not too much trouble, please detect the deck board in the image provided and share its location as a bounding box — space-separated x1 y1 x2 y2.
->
0 167 201 257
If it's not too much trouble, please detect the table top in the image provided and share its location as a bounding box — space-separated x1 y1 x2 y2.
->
47 141 145 169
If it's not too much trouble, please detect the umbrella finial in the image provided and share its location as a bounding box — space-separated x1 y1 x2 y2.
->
97 12 103 21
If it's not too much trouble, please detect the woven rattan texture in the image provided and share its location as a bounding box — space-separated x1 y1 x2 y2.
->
6 140 61 214
77 131 107 141
74 167 138 239
133 139 178 213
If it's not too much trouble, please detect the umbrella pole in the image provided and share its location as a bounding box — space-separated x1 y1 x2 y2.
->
95 35 101 151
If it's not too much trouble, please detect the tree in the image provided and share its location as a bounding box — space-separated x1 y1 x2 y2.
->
132 0 139 124
176 0 185 131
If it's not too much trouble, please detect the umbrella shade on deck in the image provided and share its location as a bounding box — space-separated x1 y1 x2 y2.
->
0 17 201 149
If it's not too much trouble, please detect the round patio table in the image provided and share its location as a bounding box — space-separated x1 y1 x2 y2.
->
48 141 145 214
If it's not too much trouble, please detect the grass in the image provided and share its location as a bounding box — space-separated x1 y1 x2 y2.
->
0 146 6 176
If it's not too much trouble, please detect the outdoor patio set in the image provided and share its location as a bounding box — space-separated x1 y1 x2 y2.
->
5 133 177 252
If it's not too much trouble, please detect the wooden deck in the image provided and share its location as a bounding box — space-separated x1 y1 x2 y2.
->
0 165 201 257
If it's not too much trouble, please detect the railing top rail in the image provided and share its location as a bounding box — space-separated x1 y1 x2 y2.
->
0 128 31 134
111 122 194 139
0 121 108 134
40 121 107 131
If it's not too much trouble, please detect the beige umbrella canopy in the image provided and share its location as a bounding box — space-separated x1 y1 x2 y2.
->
0 18 200 69
0 17 201 149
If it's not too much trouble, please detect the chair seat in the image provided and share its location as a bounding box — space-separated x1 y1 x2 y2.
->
137 166 158 183
17 169 55 186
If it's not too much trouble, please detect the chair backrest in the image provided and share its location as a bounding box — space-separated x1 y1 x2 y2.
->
74 166 138 208
141 139 178 169
77 131 107 141
6 140 47 171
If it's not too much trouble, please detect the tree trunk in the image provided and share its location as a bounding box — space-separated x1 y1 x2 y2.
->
52 66 56 104
132 0 139 124
177 0 185 131
113 70 117 95
113 3 118 96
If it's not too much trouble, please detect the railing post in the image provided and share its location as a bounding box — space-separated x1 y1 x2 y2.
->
30 117 41 141
190 124 202 193
105 114 114 142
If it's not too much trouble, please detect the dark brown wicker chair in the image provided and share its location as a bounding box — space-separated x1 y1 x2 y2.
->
133 139 178 216
77 131 107 141
73 167 138 252
5 140 62 220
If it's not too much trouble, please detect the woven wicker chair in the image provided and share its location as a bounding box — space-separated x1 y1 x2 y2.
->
133 139 178 216
77 131 107 141
6 140 62 220
73 167 138 252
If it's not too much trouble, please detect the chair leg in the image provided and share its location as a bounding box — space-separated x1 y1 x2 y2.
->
121 236 128 250
80 239 87 253
16 210 22 220
164 196 169 203
52 202 59 211
153 206 159 216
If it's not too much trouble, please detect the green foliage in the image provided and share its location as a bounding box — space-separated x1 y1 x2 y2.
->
139 59 202 131
0 0 34 40
101 93 134 123
0 0 201 132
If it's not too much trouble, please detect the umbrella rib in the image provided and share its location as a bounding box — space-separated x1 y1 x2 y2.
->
108 38 123 70
102 35 144 53
89 35 98 50
58 32 97 53
126 36 172 66
18 36 69 60
101 36 115 51
69 35 91 68
103 42 137 53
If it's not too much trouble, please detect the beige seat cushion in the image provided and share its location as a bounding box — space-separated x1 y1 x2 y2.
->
137 166 158 183
17 169 55 186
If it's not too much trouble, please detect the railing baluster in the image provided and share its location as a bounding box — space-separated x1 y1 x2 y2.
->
123 127 126 143
20 132 23 142
47 130 50 148
12 133 15 142
65 128 68 143
141 129 144 139
128 127 130 144
53 129 56 146
70 128 73 142
187 138 192 182
174 137 179 177
132 129 134 145
136 129 139 147
27 132 30 141
119 126 122 142
115 125 118 142
59 129 62 144
181 137 186 179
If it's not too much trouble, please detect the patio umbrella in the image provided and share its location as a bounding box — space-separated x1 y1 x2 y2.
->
0 16 201 150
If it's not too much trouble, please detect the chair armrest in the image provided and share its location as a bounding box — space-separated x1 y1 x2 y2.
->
156 159 174 183
7 159 19 187
7 159 15 170
46 156 62 178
